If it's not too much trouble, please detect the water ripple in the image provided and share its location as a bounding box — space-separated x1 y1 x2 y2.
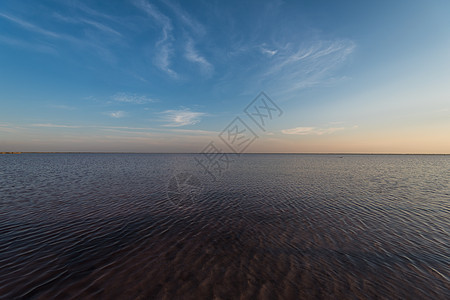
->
0 154 448 299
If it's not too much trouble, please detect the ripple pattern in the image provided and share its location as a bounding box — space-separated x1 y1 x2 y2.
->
0 154 449 299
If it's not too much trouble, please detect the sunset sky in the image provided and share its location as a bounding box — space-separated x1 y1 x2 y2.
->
1 0 449 153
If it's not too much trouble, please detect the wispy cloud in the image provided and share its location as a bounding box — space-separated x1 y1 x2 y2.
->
52 13 121 37
134 0 177 77
260 45 278 57
29 124 158 131
154 43 177 77
165 128 217 135
162 0 206 36
134 0 172 41
31 123 81 128
264 40 356 91
105 111 128 118
229 39 356 95
112 92 157 104
68 0 118 21
99 127 216 138
0 12 61 38
0 35 56 54
25 124 216 135
162 1 212 78
161 109 207 127
1 1 357 110
49 104 77 110
99 126 156 131
82 19 121 36
281 126 346 135
134 0 211 78
0 123 21 133
0 11 118 64
185 38 213 75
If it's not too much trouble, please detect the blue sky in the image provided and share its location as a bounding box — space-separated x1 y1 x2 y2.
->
0 0 449 153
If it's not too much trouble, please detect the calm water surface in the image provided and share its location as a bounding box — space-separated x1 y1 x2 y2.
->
0 154 449 299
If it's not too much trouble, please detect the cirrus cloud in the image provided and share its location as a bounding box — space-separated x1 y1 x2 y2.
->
105 111 127 118
161 109 207 127
112 92 157 104
281 126 345 135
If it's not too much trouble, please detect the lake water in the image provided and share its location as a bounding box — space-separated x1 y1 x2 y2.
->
0 154 448 299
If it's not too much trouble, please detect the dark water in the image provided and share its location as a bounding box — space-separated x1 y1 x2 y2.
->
0 154 448 299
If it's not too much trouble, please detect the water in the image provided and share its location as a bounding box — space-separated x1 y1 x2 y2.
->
0 154 448 299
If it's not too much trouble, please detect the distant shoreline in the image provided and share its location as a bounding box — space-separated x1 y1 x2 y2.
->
1 152 448 155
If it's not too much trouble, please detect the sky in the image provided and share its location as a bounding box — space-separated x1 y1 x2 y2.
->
0 0 449 153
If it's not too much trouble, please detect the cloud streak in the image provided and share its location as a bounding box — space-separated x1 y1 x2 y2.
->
281 126 346 135
112 93 157 104
1 2 355 87
134 0 177 77
0 12 61 38
161 109 207 127
262 39 356 93
260 44 278 56
162 0 206 36
105 111 127 118
185 38 213 75
0 11 120 64
31 123 81 128
0 35 56 54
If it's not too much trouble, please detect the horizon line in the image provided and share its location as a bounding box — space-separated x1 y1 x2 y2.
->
1 152 449 155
